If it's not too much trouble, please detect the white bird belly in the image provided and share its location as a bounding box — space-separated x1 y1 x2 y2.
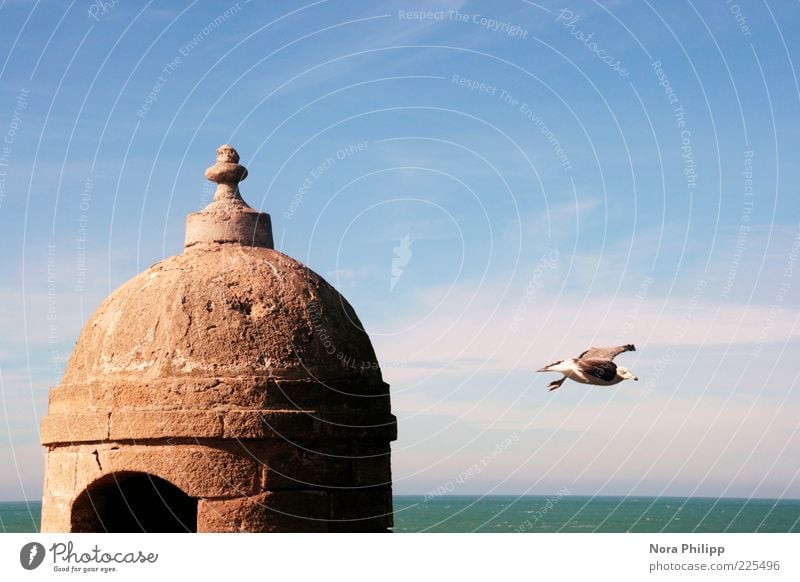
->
564 367 621 386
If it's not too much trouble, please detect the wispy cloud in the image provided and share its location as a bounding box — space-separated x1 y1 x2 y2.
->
325 265 375 287
390 391 800 497
373 280 800 386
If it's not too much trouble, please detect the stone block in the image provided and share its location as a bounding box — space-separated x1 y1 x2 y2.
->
350 447 393 487
109 377 269 409
265 379 329 409
40 413 109 444
320 380 392 413
109 410 223 440
198 491 329 532
81 444 259 498
43 450 77 498
320 413 397 441
40 495 72 533
47 384 92 414
246 442 351 490
74 446 106 495
329 487 393 532
222 410 320 439
54 378 281 411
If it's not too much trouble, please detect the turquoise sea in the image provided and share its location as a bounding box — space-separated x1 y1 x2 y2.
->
3 496 799 533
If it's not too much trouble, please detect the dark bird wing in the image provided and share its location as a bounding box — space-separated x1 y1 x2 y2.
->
578 344 635 361
578 359 618 382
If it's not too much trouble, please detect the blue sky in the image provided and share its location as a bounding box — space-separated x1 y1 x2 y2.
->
1 0 799 502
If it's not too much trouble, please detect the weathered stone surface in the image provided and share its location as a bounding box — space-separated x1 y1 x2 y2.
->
43 450 77 498
59 245 382 387
40 495 72 533
250 441 392 490
107 377 269 410
222 410 320 439
40 413 109 444
49 377 391 413
329 487 393 532
315 379 393 410
244 441 352 490
40 146 395 532
47 384 92 414
198 491 329 532
321 413 398 441
186 207 272 250
70 444 258 498
110 410 223 440
351 444 393 487
74 446 105 496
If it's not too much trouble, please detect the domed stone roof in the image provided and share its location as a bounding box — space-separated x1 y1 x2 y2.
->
49 144 384 417
61 244 379 386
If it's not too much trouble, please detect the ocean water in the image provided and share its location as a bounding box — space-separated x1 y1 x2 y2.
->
393 496 800 532
2 496 799 533
0 502 41 533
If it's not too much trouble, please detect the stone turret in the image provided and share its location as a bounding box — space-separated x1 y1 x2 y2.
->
40 146 396 532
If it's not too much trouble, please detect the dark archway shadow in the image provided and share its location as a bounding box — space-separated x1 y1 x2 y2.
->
71 472 197 532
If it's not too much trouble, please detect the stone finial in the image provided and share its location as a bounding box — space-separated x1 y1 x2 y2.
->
184 145 274 250
204 144 248 202
216 144 239 164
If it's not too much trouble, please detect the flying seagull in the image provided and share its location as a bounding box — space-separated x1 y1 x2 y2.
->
538 344 638 391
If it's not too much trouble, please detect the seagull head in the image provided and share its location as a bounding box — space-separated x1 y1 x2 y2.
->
617 366 638 381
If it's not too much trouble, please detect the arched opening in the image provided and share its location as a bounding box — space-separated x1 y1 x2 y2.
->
71 472 197 532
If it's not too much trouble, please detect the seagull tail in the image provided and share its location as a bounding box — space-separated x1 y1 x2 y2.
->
538 360 563 373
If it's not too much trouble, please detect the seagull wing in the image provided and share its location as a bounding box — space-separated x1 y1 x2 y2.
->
578 344 635 361
578 359 618 382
